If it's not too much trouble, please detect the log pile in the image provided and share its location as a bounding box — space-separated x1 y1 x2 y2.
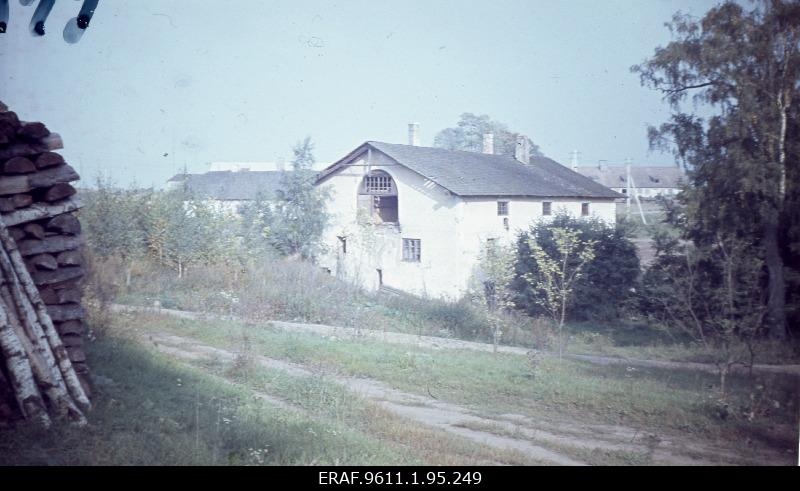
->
0 101 90 427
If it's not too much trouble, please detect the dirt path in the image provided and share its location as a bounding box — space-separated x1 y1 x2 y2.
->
134 329 791 466
113 304 800 376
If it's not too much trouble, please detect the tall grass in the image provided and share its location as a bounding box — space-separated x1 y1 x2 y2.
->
100 254 541 347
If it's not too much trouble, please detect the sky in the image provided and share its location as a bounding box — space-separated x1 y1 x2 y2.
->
0 0 719 188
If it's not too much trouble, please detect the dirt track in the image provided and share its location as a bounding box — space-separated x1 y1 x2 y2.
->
133 328 793 466
112 304 800 376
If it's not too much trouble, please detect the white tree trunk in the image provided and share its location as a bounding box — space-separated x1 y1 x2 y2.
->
0 216 90 423
0 304 50 427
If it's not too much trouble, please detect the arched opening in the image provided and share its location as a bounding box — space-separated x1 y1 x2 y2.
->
358 170 399 224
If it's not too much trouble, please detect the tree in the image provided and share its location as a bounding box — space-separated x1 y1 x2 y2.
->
632 1 800 339
434 113 544 158
238 191 275 256
521 226 596 358
470 239 517 353
513 214 640 323
640 231 765 395
143 189 236 278
80 175 149 286
269 137 330 260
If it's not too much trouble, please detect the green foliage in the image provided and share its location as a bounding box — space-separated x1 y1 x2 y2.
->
237 191 275 256
468 240 517 348
82 178 241 279
433 112 543 158
80 175 148 260
267 137 331 260
632 0 800 338
513 213 640 323
639 232 768 393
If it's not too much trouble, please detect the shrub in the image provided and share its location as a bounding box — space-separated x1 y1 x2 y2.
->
512 213 640 323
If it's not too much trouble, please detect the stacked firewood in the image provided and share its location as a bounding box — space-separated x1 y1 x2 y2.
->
0 101 90 427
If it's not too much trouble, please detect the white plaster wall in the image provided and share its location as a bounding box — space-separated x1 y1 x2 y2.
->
611 187 679 198
318 151 466 299
318 151 618 299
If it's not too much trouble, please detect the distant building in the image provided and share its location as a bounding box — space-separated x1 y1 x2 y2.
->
314 125 622 299
207 161 286 172
166 169 287 213
166 161 325 213
574 163 686 199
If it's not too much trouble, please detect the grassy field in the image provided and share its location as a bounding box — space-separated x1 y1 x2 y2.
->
0 332 541 465
115 311 799 457
102 256 800 366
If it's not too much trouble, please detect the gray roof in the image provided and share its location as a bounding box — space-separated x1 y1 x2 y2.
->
317 141 621 199
168 170 287 200
575 165 685 189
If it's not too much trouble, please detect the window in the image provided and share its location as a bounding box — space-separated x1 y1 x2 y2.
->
497 201 509 216
359 170 398 224
364 174 394 193
503 217 509 231
402 238 421 262
581 202 590 216
337 236 347 254
373 195 398 223
542 201 552 216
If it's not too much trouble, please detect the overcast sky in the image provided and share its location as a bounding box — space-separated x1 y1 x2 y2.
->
1 0 717 187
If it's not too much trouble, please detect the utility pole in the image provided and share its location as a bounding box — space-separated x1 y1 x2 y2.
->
625 158 632 218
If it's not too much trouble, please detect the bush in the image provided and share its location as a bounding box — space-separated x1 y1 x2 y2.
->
512 213 640 323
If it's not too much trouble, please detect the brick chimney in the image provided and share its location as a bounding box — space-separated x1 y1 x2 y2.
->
514 135 530 164
482 133 494 154
408 123 420 146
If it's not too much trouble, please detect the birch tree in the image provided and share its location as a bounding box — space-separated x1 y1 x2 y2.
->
632 0 800 339
523 228 596 358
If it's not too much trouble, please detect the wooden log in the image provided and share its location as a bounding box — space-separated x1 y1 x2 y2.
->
0 142 49 161
8 228 25 242
23 223 46 240
29 165 80 189
1 198 82 227
12 194 33 209
0 199 15 213
60 334 83 348
34 152 64 169
55 320 83 336
39 288 58 305
0 218 90 412
0 304 50 428
64 347 86 364
43 183 77 202
2 157 36 175
46 304 86 322
46 214 81 236
0 164 79 196
17 122 50 141
40 287 81 305
0 195 32 213
0 110 20 128
31 266 85 286
0 122 17 144
29 254 58 271
0 276 84 425
18 235 83 257
56 250 82 266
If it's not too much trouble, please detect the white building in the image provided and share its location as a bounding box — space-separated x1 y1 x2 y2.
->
166 169 288 214
315 127 622 299
574 163 685 199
